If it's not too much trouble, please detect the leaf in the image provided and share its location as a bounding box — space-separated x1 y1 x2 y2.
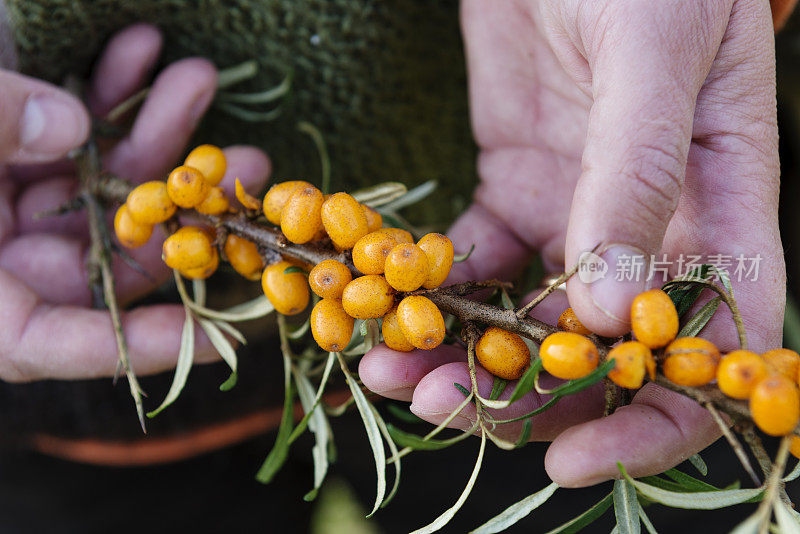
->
663 468 722 492
492 397 560 425
678 296 721 337
476 359 542 411
235 178 262 210
688 454 708 477
470 482 558 534
500 289 515 311
454 244 475 263
379 180 437 212
217 70 292 104
213 319 246 344
176 275 274 322
297 121 330 194
544 492 613 534
283 265 307 275
219 372 238 391
783 460 800 483
709 264 734 296
371 405 402 507
293 365 331 501
637 476 698 494
192 278 207 306
386 403 425 424
255 351 295 484
613 479 641 534
351 182 408 207
537 359 615 397
410 432 486 534
774 501 800 534
360 320 369 337
454 382 472 398
287 317 311 340
638 505 658 534
387 423 476 451
288 352 337 443
514 418 532 449
147 308 195 417
784 292 800 353
489 377 508 401
729 512 763 534
198 318 237 381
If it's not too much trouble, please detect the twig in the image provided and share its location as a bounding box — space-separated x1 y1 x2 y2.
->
755 436 791 534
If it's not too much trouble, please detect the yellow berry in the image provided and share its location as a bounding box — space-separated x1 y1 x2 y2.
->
750 375 800 436
309 259 353 299
184 144 226 186
383 243 429 292
353 231 397 275
662 337 719 387
321 192 369 249
557 307 592 336
311 298 355 352
476 327 531 380
631 289 679 349
607 341 651 389
180 247 219 279
341 275 394 319
113 204 153 248
377 227 414 244
382 305 415 352
162 226 215 271
166 165 210 208
263 180 312 225
539 332 599 380
417 233 454 289
791 436 800 459
396 295 445 350
224 234 264 281
195 186 230 215
261 260 310 315
280 185 324 244
126 181 176 225
363 205 383 233
717 350 768 399
762 348 800 382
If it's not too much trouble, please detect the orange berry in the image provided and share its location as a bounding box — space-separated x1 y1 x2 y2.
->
321 192 369 249
539 332 599 380
557 308 592 336
113 204 153 248
384 243 429 292
644 349 657 381
762 348 800 382
717 350 768 399
308 259 353 299
126 181 176 225
311 298 355 352
631 289 679 349
377 227 414 244
476 327 531 380
363 205 383 233
184 144 226 186
195 186 230 215
166 166 210 208
396 295 445 350
791 436 800 459
280 185 324 244
261 260 310 315
262 180 312 225
162 226 215 271
662 337 719 387
341 275 394 319
224 234 264 281
750 375 800 436
417 233 454 289
606 341 651 389
382 305 415 352
352 231 397 275
180 247 219 279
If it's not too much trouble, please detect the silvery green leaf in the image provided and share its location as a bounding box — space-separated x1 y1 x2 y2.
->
192 278 206 306
678 296 720 337
774 501 800 534
783 460 800 482
256 351 294 483
371 404 402 507
379 180 437 212
289 352 337 442
470 482 558 534
212 319 246 344
544 493 614 534
688 454 708 476
176 274 274 322
613 479 641 534
287 317 311 340
454 244 476 263
198 319 237 375
351 182 408 207
147 307 194 417
729 512 762 534
293 366 330 501
500 289 515 310
638 505 657 534
217 70 292 104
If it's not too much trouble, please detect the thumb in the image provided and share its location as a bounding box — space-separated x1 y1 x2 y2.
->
0 70 90 164
562 3 728 336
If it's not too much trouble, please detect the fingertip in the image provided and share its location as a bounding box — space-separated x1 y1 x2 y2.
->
409 361 493 428
219 145 272 198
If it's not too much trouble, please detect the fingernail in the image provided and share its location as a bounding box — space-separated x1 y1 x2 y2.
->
20 95 89 156
586 245 648 324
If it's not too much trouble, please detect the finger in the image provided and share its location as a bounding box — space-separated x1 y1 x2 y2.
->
104 57 217 181
560 2 731 336
87 24 163 116
0 71 90 164
544 383 719 487
15 176 86 236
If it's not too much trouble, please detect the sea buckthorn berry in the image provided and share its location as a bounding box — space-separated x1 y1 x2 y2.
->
607 341 651 389
557 308 592 336
631 289 679 349
126 181 176 225
262 180 312 225
224 234 264 281
341 275 394 319
309 259 352 299
384 243 429 292
662 337 719 386
382 305 415 352
352 231 397 275
644 350 656 381
717 350 768 399
162 226 215 271
167 165 210 208
195 186 229 215
539 332 599 380
476 327 531 380
791 436 800 460
114 204 153 248
281 185 324 244
261 260 310 315
377 227 414 244
363 205 383 233
396 296 445 350
184 144 226 186
321 192 369 249
311 299 355 352
762 348 800 382
417 233 454 289
750 375 800 436
180 247 219 280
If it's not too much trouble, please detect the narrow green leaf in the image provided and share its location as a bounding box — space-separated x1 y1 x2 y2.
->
288 352 337 443
147 308 195 417
783 460 800 483
379 180 438 212
351 182 408 207
514 418 532 449
490 377 508 401
614 479 641 534
492 397 560 425
470 482 558 534
283 265 307 275
297 121 330 194
454 382 472 397
255 352 295 484
293 365 331 501
387 424 476 451
544 492 613 534
219 372 237 391
638 505 658 534
371 405 402 507
386 403 425 424
192 278 207 306
198 319 237 385
360 320 369 337
539 359 615 397
709 265 734 296
678 296 721 337
509 359 543 403
454 244 476 263
784 292 800 353
217 70 292 104
500 289 515 311
213 319 246 344
688 454 708 476
774 501 800 534
663 468 722 492
287 317 311 340
637 476 697 494
729 512 762 534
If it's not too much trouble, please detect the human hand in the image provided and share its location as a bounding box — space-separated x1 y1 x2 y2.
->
0 24 270 382
359 0 785 487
